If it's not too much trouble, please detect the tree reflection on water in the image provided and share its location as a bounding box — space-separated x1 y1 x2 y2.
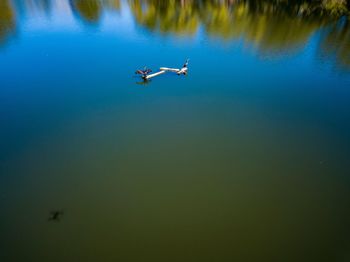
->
0 0 16 46
1 0 350 69
70 0 103 23
319 18 350 69
128 0 350 69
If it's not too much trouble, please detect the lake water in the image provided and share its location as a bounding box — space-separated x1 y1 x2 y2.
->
1 1 350 261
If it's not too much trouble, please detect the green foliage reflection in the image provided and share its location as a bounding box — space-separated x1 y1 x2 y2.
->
0 0 15 45
127 0 350 67
71 0 102 23
1 0 350 68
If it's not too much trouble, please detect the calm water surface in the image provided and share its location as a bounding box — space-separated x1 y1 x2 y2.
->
1 1 350 261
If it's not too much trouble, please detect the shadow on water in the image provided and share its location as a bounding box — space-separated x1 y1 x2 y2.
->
135 79 152 86
47 210 64 222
